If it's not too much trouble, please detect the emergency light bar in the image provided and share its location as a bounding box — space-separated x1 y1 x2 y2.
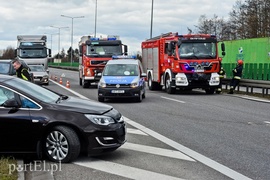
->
90 37 117 41
112 55 136 59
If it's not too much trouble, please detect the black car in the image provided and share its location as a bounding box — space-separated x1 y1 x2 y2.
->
0 59 17 76
0 59 31 76
0 75 126 163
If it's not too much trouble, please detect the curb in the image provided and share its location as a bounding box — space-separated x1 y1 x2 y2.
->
17 160 25 180
21 160 54 180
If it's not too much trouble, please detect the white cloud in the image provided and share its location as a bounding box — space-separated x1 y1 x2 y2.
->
0 0 236 55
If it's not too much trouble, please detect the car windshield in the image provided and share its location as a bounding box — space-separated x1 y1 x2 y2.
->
29 65 45 72
103 64 138 76
0 63 10 74
87 45 122 56
6 78 59 103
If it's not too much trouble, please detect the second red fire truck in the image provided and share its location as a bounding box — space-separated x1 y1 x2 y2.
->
79 35 128 88
141 32 226 94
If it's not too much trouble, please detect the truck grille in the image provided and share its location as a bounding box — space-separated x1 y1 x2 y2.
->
91 60 108 65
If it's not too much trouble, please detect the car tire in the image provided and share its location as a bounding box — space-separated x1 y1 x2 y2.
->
136 91 142 102
98 96 105 102
44 126 80 163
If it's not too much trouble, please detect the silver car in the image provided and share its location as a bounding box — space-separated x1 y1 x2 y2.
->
29 65 49 85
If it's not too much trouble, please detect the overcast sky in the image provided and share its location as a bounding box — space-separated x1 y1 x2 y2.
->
0 0 236 56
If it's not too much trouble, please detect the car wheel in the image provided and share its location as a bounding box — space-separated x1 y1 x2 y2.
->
44 126 80 163
98 96 105 102
136 91 142 102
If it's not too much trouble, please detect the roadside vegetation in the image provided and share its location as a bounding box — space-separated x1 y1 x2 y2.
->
0 156 18 180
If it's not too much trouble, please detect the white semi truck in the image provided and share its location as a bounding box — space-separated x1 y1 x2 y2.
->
15 35 51 70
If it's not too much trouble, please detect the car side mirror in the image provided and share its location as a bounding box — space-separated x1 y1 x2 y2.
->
3 99 20 108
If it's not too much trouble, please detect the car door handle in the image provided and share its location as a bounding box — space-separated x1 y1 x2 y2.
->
32 119 39 123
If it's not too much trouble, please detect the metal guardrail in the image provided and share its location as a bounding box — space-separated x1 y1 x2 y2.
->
223 78 270 96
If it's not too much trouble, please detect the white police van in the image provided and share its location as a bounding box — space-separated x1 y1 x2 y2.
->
98 56 146 102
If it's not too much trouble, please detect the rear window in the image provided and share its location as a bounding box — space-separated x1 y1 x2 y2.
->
0 63 11 74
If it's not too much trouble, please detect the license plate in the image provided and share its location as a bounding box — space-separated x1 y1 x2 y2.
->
111 90 125 93
195 69 204 72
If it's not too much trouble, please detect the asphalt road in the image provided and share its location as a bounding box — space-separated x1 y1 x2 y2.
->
42 68 270 180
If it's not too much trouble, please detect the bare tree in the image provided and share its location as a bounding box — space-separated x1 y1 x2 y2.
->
195 14 230 41
228 0 270 39
1 46 15 59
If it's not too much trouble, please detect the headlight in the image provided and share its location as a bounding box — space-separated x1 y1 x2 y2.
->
85 114 115 125
212 76 220 81
98 79 106 88
176 77 187 81
130 82 138 88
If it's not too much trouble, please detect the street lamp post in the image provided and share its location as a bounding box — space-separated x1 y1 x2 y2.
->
150 0 154 38
50 26 69 62
61 15 84 66
44 32 59 53
94 0 97 38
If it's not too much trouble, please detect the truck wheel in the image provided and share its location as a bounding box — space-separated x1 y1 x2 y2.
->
148 74 154 90
165 75 176 94
205 88 215 94
148 74 162 91
79 77 82 86
82 77 90 88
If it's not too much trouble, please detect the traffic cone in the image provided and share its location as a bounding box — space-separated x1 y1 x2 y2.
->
59 78 63 84
54 76 58 82
66 80 70 88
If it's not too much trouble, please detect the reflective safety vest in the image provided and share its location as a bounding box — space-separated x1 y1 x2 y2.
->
16 67 31 81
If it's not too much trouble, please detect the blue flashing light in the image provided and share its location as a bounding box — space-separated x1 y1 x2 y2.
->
112 55 137 59
108 37 117 40
90 37 99 40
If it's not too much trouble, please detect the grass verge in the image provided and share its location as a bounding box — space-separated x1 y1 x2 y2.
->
0 156 18 180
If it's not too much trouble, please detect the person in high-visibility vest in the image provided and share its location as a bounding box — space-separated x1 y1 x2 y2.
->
12 60 31 81
228 59 244 94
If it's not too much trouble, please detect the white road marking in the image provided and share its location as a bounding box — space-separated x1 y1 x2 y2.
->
50 80 90 100
160 96 186 103
124 117 252 180
74 158 186 180
122 142 195 162
127 128 148 135
50 76 251 180
264 121 270 124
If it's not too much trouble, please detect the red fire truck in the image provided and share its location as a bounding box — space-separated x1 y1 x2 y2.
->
141 32 226 94
78 35 128 88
